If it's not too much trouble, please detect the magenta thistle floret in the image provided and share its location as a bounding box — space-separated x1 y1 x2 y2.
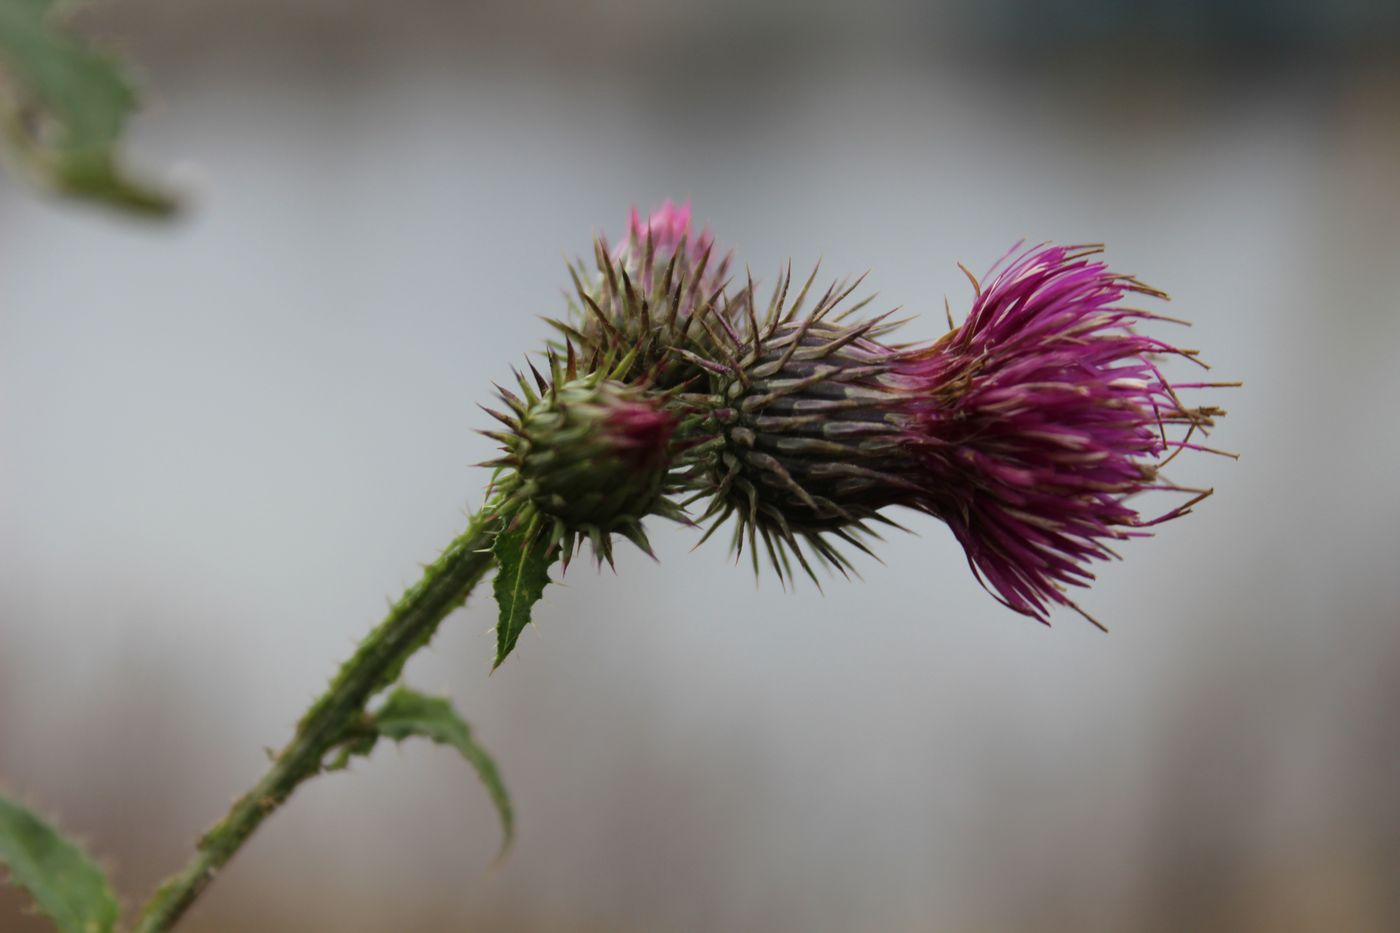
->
891 244 1232 625
616 199 715 271
602 397 678 474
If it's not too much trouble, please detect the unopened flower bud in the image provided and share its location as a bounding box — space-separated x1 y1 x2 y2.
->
483 354 687 565
551 201 745 388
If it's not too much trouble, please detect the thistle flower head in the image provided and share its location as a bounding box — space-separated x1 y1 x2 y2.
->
681 266 910 581
683 245 1233 624
891 244 1232 625
552 201 742 388
482 349 688 566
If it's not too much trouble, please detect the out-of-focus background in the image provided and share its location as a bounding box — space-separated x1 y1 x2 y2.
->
3 1 1398 930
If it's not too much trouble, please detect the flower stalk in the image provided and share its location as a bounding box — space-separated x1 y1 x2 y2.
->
131 503 502 933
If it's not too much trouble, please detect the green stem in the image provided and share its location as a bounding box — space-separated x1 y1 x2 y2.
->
131 505 500 933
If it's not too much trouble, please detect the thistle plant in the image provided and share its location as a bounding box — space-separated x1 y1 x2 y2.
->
1 202 1235 933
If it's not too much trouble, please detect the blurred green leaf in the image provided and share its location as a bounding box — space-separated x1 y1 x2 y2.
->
0 792 120 933
492 520 556 669
0 0 175 214
327 687 514 856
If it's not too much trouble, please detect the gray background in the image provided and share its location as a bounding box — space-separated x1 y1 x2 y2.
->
3 1 1398 930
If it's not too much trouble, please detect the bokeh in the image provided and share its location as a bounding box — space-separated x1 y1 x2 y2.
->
3 1 1399 930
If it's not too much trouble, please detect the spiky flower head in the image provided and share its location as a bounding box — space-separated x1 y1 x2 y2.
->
483 349 688 566
552 201 743 388
684 245 1234 626
681 266 906 580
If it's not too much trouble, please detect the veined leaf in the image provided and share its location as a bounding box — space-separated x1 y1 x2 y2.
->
0 792 119 933
0 0 175 214
326 687 514 856
491 519 556 669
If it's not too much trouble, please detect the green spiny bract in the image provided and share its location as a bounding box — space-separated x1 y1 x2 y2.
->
678 266 911 584
482 350 689 567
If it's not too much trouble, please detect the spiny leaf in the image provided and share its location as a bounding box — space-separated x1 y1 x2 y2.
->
0 0 175 214
0 792 120 933
323 688 514 857
491 519 556 669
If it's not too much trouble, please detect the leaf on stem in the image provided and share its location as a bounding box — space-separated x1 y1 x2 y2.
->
0 0 176 214
491 519 557 669
0 792 120 933
325 687 514 856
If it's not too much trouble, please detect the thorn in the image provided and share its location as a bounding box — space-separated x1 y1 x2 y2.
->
581 293 622 341
547 347 563 388
493 384 528 417
1067 599 1109 633
478 405 518 429
527 359 549 395
621 522 658 560
511 366 538 405
957 262 981 297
